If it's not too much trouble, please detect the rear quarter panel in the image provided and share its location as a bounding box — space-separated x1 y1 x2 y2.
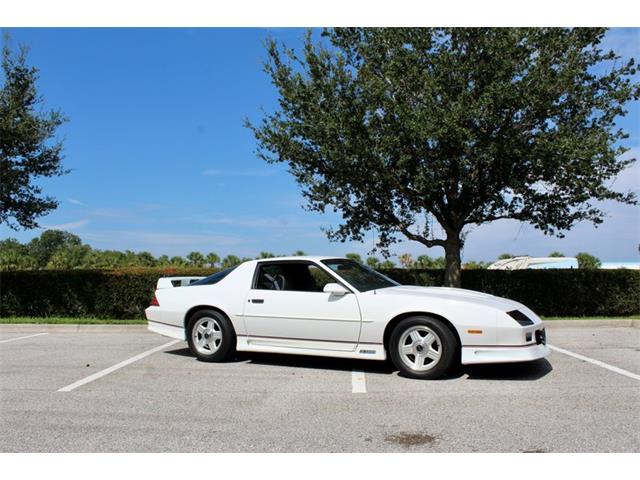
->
150 262 256 335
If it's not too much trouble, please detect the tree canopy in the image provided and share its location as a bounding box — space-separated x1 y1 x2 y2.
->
0 229 612 272
248 28 639 286
1 36 67 230
576 252 602 269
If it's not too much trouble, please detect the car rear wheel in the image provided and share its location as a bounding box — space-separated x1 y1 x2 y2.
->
389 316 457 379
187 309 236 362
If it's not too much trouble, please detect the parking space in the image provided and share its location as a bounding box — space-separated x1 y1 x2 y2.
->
0 332 168 391
0 324 638 452
546 327 640 374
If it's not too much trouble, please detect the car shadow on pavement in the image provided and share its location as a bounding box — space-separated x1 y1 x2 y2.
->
462 358 553 381
164 347 196 357
164 347 250 364
163 347 393 372
164 348 552 380
239 352 397 375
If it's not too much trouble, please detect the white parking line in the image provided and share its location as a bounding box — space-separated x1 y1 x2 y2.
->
58 339 180 392
0 333 48 344
352 369 367 393
548 344 640 381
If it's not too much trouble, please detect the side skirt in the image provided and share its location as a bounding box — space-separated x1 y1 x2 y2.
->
236 335 386 361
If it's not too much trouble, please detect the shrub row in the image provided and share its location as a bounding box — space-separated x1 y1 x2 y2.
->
0 268 215 319
0 268 638 319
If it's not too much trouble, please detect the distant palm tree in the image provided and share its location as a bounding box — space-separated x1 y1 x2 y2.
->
170 256 186 266
366 256 380 268
206 252 220 268
222 255 241 268
345 253 362 263
187 251 205 267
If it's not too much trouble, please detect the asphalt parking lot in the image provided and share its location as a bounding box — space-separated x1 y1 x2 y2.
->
1 323 638 452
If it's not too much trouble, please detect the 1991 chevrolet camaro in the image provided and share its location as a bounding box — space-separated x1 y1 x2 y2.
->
146 256 549 379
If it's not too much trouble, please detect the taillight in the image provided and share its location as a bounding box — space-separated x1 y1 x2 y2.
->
150 294 159 307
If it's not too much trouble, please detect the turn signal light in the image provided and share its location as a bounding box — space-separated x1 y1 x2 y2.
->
467 329 483 334
150 294 159 306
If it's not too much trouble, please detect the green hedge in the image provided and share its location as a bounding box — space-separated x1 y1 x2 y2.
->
1 268 638 319
0 268 215 319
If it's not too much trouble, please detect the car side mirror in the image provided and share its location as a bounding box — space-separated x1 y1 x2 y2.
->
323 283 348 296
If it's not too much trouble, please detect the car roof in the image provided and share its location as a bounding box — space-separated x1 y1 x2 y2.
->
244 256 346 264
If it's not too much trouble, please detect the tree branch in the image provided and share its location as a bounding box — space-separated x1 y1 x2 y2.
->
400 227 446 248
465 213 525 225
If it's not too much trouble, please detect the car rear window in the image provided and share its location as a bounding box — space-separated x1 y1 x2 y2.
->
189 266 237 286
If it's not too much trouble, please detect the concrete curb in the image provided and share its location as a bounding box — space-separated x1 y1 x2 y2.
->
543 319 639 328
0 324 149 333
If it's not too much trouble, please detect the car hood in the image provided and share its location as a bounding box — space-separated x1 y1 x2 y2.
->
373 285 523 311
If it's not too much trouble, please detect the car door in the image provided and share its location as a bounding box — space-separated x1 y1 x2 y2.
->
242 260 362 351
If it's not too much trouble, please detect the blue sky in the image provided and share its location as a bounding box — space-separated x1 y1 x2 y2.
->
1 27 639 262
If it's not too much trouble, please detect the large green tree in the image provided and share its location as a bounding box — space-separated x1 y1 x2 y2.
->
1 37 67 230
46 244 91 269
27 229 81 268
0 238 35 270
576 252 601 269
248 28 639 286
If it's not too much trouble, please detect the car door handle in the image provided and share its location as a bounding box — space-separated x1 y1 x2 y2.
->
250 299 264 304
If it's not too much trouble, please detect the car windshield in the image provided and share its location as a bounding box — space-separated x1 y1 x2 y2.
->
321 259 399 292
189 266 237 286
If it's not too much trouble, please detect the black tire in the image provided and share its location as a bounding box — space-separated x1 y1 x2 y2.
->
389 316 458 379
186 309 236 362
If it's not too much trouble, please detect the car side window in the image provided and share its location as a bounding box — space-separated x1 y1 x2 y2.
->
307 265 334 291
254 262 336 292
255 264 287 290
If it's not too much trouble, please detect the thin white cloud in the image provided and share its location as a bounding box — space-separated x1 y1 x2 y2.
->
190 214 324 229
40 219 89 231
126 232 245 246
87 207 135 219
80 230 247 247
67 198 87 206
202 168 276 177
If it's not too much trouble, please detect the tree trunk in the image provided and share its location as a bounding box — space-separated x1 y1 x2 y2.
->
443 232 462 288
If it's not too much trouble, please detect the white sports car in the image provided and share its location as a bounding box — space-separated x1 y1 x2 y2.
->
146 256 549 379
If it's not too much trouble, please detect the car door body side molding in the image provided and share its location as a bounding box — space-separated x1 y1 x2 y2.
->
242 312 361 323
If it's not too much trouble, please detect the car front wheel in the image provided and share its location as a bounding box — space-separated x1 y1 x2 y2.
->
187 309 236 362
389 316 458 379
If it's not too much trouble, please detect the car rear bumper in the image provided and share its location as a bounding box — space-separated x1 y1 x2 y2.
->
146 307 186 340
147 320 186 340
461 343 550 365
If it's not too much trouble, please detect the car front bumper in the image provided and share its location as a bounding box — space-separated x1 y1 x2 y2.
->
461 342 550 365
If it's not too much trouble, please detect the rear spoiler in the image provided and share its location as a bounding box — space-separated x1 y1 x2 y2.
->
156 277 205 289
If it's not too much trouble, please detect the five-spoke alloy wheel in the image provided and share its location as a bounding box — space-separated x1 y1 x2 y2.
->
192 317 223 355
187 309 235 362
389 316 457 379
